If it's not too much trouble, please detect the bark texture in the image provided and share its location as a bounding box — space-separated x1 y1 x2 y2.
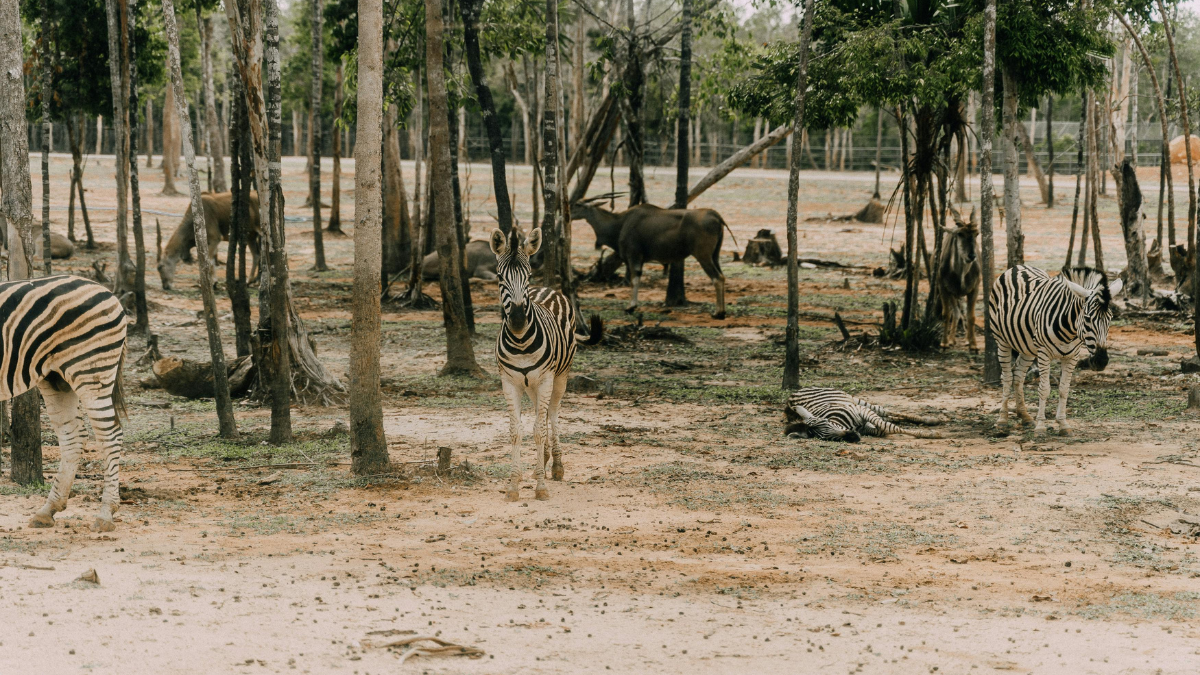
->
782 0 814 391
308 0 326 271
980 0 1000 384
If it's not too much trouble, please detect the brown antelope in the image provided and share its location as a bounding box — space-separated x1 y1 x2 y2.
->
938 207 981 351
571 199 729 319
158 191 261 290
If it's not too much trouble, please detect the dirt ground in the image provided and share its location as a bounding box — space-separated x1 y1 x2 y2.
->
3 152 1200 674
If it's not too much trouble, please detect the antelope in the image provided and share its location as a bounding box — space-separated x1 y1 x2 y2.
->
938 207 981 351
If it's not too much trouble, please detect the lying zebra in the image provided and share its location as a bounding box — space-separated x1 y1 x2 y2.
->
784 387 943 442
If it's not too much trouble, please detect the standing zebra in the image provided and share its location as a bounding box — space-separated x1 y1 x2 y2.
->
490 227 601 501
1 275 128 531
988 265 1121 434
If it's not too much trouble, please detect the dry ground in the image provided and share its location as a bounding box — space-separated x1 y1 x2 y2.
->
2 152 1200 674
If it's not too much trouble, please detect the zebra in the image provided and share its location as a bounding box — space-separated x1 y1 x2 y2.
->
785 387 943 442
987 265 1122 434
1 275 128 531
490 227 601 501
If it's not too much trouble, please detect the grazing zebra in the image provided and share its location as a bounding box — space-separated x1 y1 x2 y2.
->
491 227 602 501
988 265 1122 434
785 387 943 442
1 275 128 531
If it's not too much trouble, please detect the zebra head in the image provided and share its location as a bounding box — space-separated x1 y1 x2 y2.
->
784 404 862 443
1060 266 1123 371
490 227 543 333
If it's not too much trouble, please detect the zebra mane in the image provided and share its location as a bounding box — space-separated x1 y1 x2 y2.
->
1059 265 1111 310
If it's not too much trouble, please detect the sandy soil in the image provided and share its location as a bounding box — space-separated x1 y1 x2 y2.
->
2 153 1200 674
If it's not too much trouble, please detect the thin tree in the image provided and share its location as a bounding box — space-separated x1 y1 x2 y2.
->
873 108 882 199
327 57 343 233
980 0 1000 384
227 74 254 358
161 72 181 195
162 0 236 438
461 0 512 233
540 0 564 289
198 11 226 192
782 0 815 391
128 0 148 334
1158 0 1195 261
1000 66 1023 266
665 0 693 308
39 0 51 275
308 0 327 270
350 0 388 475
1045 95 1053 208
1065 91 1086 266
2 0 42 484
427 0 481 377
104 0 133 291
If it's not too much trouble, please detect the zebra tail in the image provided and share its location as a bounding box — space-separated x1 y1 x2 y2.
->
878 418 943 439
578 313 604 345
887 410 947 426
113 344 128 423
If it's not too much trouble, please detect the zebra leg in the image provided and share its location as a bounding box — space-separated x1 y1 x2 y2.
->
1034 350 1052 435
1054 359 1077 435
502 379 522 502
997 344 1013 427
1012 354 1034 424
549 372 568 481
79 387 123 532
29 383 85 528
532 379 554 500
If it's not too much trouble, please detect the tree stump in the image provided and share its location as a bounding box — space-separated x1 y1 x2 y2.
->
742 229 783 266
437 447 452 473
153 357 217 399
853 198 885 224
1189 385 1200 410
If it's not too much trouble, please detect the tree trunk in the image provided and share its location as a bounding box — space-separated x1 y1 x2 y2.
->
687 125 791 204
199 14 226 192
874 109 883 199
1001 67 1024 266
1085 93 1104 270
39 0 51 275
1066 91 1087 267
145 97 154 166
427 0 481 377
664 0 693 308
1015 114 1049 204
162 0 236 439
980 0 1000 384
308 0 326 271
381 104 410 279
67 122 77 243
444 26 474 334
228 74 253 358
620 41 646 206
1118 159 1150 296
105 0 133 292
128 0 149 335
1 0 41 484
328 58 344 233
566 91 620 205
1045 95 1054 208
292 107 302 157
70 114 96 249
350 0 389 475
573 15 585 156
506 62 532 165
540 0 562 287
161 74 181 195
782 0 815 390
461 0 512 233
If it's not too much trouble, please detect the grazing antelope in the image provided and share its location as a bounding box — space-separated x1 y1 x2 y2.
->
988 266 1121 434
158 191 260 290
938 207 981 351
491 227 602 501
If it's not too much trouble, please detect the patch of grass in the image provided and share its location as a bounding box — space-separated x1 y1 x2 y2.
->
1070 389 1186 422
1077 592 1200 621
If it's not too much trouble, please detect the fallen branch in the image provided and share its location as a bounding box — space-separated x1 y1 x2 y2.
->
167 462 322 473
0 561 56 571
368 635 485 663
833 312 851 342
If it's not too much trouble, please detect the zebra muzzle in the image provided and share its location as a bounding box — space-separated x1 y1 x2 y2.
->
1084 347 1109 371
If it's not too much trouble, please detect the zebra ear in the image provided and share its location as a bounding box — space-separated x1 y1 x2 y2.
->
489 229 508 256
524 228 543 256
1108 278 1123 297
791 404 817 422
1062 279 1090 299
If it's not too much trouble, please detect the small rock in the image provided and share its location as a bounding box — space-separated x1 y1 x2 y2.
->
1181 357 1200 374
76 569 99 585
258 472 282 486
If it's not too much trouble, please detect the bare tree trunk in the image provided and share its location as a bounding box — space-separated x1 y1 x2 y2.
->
292 107 302 157
200 15 226 192
874 109 883 199
350 0 388 475
665 0 693 307
162 0 236 438
980 0 1000 384
687 126 790 204
427 0 481 377
105 0 133 291
381 104 409 279
161 76 181 195
462 0 513 233
782 0 814 390
228 74 253 358
1045 95 1054 208
540 0 573 305
1118 159 1150 295
573 16 585 154
145 97 154 167
67 119 77 242
328 58 344 233
39 0 51 275
96 115 103 154
1159 0 1196 259
412 65 424 229
128 0 149 334
2 0 42 484
619 38 646 206
71 113 95 248
1016 117 1049 204
309 0 326 271
1001 66 1024 266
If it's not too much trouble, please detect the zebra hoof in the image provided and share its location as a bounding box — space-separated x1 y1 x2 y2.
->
711 311 726 321
535 488 550 501
1033 423 1047 436
1056 423 1071 436
28 512 55 528
92 517 116 533
505 490 520 502
552 464 564 481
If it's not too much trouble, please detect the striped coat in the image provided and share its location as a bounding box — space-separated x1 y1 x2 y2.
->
785 387 942 442
2 275 128 532
987 265 1121 432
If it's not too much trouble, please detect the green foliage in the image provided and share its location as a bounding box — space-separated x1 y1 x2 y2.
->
994 0 1112 108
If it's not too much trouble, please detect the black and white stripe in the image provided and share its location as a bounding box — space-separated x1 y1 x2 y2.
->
785 387 942 442
2 275 128 531
987 265 1121 433
491 228 599 501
